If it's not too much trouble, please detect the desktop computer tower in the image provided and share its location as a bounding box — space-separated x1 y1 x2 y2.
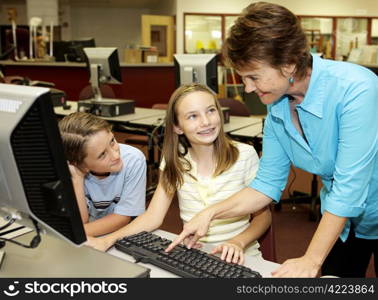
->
77 98 135 117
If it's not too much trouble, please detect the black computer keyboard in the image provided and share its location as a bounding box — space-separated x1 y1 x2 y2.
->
115 231 262 278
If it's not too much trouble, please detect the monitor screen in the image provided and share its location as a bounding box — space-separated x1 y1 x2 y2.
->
53 41 70 62
83 47 122 100
174 53 218 93
53 38 96 62
0 84 86 245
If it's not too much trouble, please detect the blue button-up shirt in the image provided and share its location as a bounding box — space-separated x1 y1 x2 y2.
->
250 54 378 241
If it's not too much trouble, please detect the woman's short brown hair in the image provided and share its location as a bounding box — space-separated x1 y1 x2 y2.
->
223 1 311 79
58 112 112 166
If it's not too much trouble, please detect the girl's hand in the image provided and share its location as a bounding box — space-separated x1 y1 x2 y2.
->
85 235 116 252
211 240 244 265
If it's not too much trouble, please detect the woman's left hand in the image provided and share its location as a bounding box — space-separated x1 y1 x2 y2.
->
271 255 320 277
211 240 244 265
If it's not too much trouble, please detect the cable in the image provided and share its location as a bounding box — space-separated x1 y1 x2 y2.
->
0 219 41 249
287 165 297 198
151 118 165 152
0 218 15 231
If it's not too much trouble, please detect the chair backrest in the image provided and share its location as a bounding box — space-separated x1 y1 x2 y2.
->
243 92 267 115
218 98 251 117
258 220 277 262
152 103 168 110
79 84 115 100
253 205 277 262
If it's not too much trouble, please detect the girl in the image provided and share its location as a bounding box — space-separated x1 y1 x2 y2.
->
59 112 146 237
87 84 271 264
167 2 378 277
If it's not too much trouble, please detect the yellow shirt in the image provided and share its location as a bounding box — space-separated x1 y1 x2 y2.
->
161 142 261 256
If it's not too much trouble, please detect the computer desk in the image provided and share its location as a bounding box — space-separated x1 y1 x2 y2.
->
0 221 150 278
128 114 263 133
230 122 263 139
54 102 263 139
54 101 166 122
229 122 263 152
0 225 279 278
108 229 280 278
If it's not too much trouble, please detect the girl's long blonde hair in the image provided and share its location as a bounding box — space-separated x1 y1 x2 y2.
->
161 83 239 195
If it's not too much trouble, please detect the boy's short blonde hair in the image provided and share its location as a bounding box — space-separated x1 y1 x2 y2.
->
59 112 112 166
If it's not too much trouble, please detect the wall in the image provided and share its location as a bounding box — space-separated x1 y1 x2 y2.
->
69 5 150 56
0 0 175 61
2 0 378 56
176 0 378 53
0 0 27 24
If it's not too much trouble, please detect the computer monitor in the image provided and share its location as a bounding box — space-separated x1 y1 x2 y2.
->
53 41 70 62
83 47 122 101
0 83 86 246
53 38 96 62
174 53 218 93
67 38 96 62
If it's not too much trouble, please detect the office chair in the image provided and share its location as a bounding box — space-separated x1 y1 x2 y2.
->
258 223 277 262
151 103 168 110
243 92 267 115
218 98 251 117
124 103 167 145
78 84 115 100
124 103 167 198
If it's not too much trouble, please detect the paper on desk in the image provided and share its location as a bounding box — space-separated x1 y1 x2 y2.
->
0 218 33 239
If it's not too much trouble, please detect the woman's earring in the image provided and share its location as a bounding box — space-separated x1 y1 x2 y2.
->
289 77 294 84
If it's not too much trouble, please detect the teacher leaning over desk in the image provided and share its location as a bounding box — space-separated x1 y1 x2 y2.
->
166 2 378 278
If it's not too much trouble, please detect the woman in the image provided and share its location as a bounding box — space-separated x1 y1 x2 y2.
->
167 2 378 277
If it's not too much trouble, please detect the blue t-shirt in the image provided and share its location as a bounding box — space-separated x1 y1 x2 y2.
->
84 144 146 220
250 54 378 241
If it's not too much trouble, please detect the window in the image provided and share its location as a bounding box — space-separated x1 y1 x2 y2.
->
185 13 378 64
371 19 378 45
300 17 334 58
335 18 368 60
184 14 222 53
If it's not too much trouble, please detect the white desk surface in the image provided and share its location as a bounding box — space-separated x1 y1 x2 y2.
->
55 103 262 135
54 101 166 122
0 219 149 278
108 229 280 278
223 116 262 133
0 218 279 278
230 122 263 138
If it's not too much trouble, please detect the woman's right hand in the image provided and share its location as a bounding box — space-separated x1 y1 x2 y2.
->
165 209 213 252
